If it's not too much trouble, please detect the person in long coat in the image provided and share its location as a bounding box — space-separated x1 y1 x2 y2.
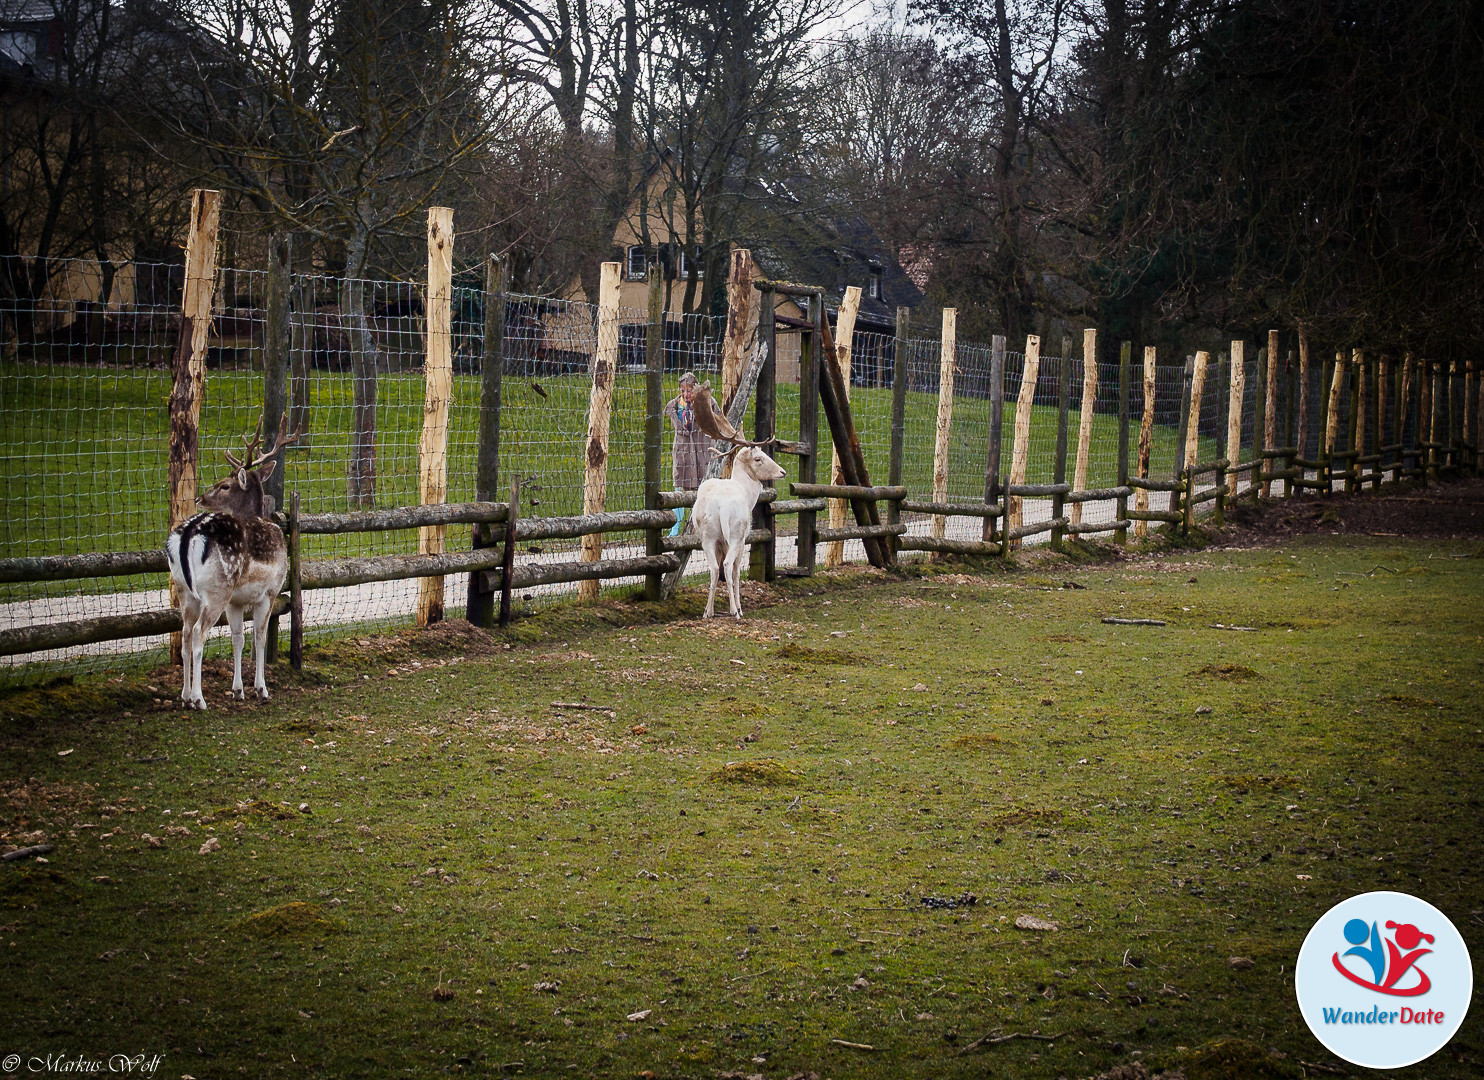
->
663 372 708 536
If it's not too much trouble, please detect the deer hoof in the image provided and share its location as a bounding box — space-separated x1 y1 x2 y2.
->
231 689 245 701
256 688 270 702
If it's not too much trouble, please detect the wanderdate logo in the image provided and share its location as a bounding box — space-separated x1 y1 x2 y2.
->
1296 891 1472 1069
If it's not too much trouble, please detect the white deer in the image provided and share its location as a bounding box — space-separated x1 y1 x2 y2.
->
167 420 298 709
692 445 787 619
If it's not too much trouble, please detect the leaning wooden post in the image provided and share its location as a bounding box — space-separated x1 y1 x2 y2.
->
931 307 957 543
1262 330 1279 497
1227 339 1246 501
415 206 454 627
1296 329 1311 483
1115 341 1130 545
643 266 666 601
467 254 506 628
1052 337 1072 552
167 188 222 665
721 248 759 411
1181 350 1205 528
825 286 862 568
579 261 622 599
1070 328 1098 527
1170 355 1194 520
1284 349 1297 498
983 334 1007 546
1135 345 1156 539
1006 334 1041 550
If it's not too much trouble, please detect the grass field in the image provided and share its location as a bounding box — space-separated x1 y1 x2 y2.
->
0 525 1479 1079
0 364 1211 565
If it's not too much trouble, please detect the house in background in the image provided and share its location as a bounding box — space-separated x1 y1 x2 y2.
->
557 167 926 383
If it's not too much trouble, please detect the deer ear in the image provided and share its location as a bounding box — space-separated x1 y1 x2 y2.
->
258 458 277 482
237 467 249 489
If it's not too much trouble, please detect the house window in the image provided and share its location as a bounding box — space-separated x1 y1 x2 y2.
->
868 268 883 300
677 246 705 279
626 246 647 280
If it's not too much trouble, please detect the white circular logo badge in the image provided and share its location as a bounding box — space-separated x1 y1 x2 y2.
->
1295 890 1473 1069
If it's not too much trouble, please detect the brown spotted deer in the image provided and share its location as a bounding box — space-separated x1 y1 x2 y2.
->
167 419 299 709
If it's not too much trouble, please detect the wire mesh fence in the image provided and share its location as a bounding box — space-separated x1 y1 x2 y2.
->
2 251 1438 684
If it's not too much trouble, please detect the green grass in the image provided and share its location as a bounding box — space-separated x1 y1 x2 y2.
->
1 531 1479 1078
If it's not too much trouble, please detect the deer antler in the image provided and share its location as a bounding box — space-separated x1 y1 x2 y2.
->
224 418 264 469
248 413 303 468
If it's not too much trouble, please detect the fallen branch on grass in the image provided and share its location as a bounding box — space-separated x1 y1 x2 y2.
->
830 1040 877 1051
1102 617 1166 626
958 1030 1063 1055
1209 623 1260 631
550 701 617 712
2 843 55 861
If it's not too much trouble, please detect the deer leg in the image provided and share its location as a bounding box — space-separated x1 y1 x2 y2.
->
703 543 720 619
189 599 226 710
727 545 745 618
226 606 246 700
250 594 274 701
178 594 203 706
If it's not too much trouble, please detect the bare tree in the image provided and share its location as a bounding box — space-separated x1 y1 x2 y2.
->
144 0 526 505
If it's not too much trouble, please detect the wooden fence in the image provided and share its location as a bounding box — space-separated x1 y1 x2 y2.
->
2 193 1482 667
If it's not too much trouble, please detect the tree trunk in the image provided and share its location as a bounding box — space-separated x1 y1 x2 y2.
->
341 231 379 508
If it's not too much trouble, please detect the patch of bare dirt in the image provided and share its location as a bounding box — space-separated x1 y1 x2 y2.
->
1216 477 1484 545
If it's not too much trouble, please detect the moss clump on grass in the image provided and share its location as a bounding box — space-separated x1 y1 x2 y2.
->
950 733 1002 750
1194 663 1259 680
708 759 799 785
210 799 298 821
1164 1037 1305 1079
235 902 343 939
771 642 861 665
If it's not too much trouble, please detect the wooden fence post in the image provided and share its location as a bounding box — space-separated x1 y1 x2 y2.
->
1419 358 1434 484
1368 351 1382 491
1398 353 1413 481
416 206 455 626
1169 355 1193 520
167 188 222 665
797 292 821 574
1136 346 1156 539
1448 360 1461 472
644 266 666 602
1183 351 1208 530
1284 349 1297 498
1227 339 1246 501
1070 328 1098 527
1263 329 1279 497
983 334 1007 546
467 254 506 628
752 287 780 581
825 286 862 567
889 307 910 555
1477 360 1484 473
288 490 302 672
1051 340 1072 551
931 308 957 544
1323 351 1345 492
1214 352 1228 525
1296 330 1311 479
579 261 622 599
1253 346 1268 498
1463 360 1475 473
1345 351 1363 494
722 248 758 411
1116 341 1130 545
1006 334 1041 550
262 233 291 661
